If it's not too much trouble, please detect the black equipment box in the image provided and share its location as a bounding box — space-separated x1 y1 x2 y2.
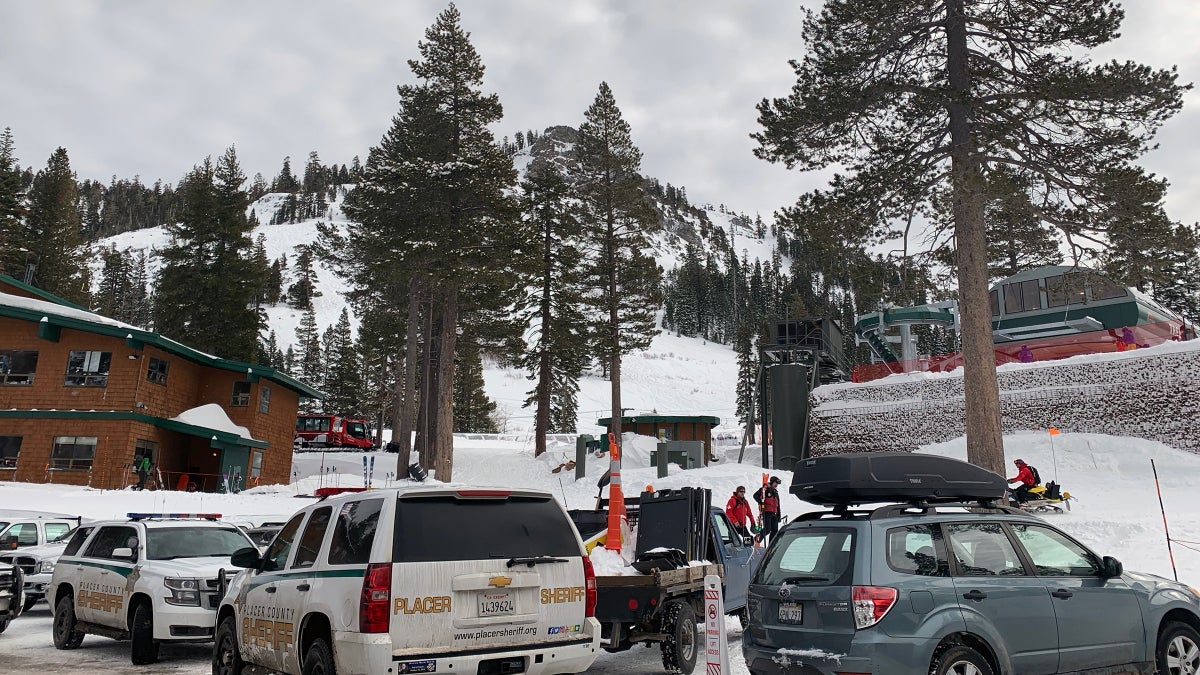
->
635 487 711 561
790 452 1008 506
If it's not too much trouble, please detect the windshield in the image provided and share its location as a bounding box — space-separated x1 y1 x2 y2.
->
146 527 252 560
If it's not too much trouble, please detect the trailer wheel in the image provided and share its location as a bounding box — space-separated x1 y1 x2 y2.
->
660 601 698 674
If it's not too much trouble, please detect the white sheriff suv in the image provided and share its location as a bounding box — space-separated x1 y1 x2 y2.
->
213 486 601 675
47 513 256 664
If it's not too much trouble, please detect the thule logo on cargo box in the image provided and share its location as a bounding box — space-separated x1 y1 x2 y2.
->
908 478 922 484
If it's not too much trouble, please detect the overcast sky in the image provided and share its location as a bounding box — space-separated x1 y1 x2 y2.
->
3 1 1199 228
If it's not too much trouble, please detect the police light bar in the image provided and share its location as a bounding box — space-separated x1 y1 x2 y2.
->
127 512 222 521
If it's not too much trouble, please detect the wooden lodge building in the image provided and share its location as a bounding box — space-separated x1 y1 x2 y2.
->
0 275 321 491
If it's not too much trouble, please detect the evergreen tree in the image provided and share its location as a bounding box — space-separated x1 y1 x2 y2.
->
94 246 131 319
324 308 364 416
1153 224 1200 324
127 250 151 327
753 0 1185 473
154 147 262 361
336 4 519 480
287 246 320 309
23 147 89 303
515 162 588 453
295 305 322 403
453 340 498 433
274 156 299 193
573 81 662 443
1096 168 1186 293
262 330 285 370
0 128 28 279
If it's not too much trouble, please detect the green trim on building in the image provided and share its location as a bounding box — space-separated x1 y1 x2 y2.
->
0 273 88 311
596 414 721 426
0 409 269 449
0 290 323 399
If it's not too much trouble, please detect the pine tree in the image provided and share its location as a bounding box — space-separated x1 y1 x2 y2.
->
127 250 151 327
23 148 89 303
295 305 322 402
453 341 498 433
336 4 519 480
515 162 589 453
287 246 321 309
94 246 131 319
0 127 28 279
274 156 299 193
573 81 662 443
754 0 1186 473
324 308 364 416
154 147 262 361
1096 168 1186 293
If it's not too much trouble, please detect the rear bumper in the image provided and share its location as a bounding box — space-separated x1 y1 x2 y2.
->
742 632 933 675
336 618 601 675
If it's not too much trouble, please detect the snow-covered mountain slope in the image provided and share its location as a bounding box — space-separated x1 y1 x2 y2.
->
93 173 776 435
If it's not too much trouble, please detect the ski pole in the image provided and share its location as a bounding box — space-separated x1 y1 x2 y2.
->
1151 459 1179 582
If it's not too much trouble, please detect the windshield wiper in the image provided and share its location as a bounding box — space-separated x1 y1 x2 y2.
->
780 575 829 584
506 556 569 568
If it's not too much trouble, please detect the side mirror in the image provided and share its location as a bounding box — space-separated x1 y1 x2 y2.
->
1100 555 1123 578
112 547 136 562
1 535 16 550
230 546 261 570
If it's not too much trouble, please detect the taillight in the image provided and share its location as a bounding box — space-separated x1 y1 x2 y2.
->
360 562 391 633
582 557 597 618
851 586 896 629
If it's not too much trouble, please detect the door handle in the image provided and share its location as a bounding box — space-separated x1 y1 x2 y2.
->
297 583 310 592
962 590 988 601
265 586 276 594
1051 589 1073 599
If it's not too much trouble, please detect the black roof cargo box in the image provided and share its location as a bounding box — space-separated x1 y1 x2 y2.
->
790 452 1008 506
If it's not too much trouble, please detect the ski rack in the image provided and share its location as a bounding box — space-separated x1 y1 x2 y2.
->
794 499 1027 522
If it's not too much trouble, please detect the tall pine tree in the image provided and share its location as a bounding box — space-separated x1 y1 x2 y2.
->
23 148 89 303
573 82 662 443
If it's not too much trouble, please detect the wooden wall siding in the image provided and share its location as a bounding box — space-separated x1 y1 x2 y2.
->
0 315 303 489
809 343 1200 456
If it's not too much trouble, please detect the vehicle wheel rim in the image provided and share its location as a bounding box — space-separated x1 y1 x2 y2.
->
681 623 695 662
54 608 68 640
215 634 233 674
1167 634 1200 674
949 661 982 675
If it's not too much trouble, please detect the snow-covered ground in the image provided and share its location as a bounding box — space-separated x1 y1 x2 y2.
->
2 429 1199 673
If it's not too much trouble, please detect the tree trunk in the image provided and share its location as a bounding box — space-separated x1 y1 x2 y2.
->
607 223 622 444
395 277 422 475
534 221 553 457
947 0 1005 475
434 283 460 480
414 295 435 466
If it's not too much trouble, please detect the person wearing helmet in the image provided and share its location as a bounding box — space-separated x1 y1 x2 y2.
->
1007 459 1036 504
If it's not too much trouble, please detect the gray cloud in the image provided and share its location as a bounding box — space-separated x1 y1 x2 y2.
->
2 0 1197 226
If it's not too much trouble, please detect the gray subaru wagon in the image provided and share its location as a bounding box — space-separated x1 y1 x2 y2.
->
741 453 1200 675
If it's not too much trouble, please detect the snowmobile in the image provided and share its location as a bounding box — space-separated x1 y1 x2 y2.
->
1011 481 1074 513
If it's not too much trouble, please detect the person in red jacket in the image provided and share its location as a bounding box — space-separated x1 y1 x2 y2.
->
726 486 757 538
1007 459 1036 504
754 476 784 544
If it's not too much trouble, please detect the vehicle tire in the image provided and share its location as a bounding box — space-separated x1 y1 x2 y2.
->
130 600 160 665
23 595 39 612
930 644 994 675
0 618 8 633
52 592 84 649
660 601 699 674
302 637 336 675
213 615 245 675
1157 621 1200 675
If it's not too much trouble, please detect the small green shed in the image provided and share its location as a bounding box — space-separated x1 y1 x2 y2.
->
595 414 721 465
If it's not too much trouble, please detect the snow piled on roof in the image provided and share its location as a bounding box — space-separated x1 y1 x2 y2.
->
0 291 143 330
170 403 256 441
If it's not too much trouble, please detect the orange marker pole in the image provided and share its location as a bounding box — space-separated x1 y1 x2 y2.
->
1152 459 1179 581
604 432 625 551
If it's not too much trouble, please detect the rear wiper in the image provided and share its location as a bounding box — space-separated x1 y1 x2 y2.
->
506 556 569 568
780 575 828 584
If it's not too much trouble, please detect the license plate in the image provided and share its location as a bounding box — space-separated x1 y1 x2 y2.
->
479 591 514 616
778 601 802 624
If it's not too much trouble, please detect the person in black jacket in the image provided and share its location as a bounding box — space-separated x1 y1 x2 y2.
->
753 476 783 545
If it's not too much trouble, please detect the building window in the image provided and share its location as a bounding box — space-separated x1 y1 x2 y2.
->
0 436 21 468
1003 280 1041 314
0 350 38 385
1089 275 1128 301
64 350 111 387
250 451 263 479
1044 274 1086 308
989 290 1000 317
146 357 169 385
231 381 251 407
134 439 157 467
51 436 97 470
258 386 271 413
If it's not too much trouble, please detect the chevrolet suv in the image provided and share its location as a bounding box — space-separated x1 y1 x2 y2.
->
742 452 1200 675
213 486 601 675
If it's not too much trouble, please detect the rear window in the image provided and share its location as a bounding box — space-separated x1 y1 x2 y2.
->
329 498 383 565
754 527 855 586
393 495 579 563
